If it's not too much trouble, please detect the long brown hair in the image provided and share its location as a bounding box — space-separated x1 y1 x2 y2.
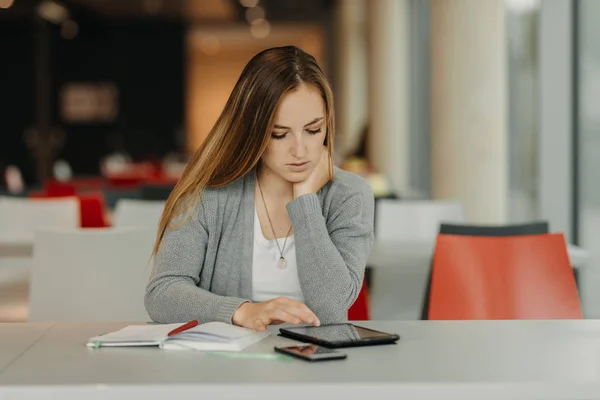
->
153 46 335 255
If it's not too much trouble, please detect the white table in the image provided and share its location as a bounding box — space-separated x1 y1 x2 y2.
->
366 240 591 320
0 323 50 371
1 320 600 399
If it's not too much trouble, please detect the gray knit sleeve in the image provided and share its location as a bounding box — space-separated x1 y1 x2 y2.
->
144 205 249 324
286 182 375 323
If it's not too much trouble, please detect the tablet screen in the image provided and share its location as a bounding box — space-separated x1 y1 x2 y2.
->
283 324 396 343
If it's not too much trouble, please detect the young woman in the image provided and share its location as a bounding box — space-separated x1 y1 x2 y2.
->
145 46 374 331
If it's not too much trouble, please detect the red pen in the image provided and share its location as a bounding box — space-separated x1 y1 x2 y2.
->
167 320 199 337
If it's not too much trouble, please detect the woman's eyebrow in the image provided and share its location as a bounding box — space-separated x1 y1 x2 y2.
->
273 117 324 130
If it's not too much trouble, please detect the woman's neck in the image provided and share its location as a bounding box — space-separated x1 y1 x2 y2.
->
256 164 293 201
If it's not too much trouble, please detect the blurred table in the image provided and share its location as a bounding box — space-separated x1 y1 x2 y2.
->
0 323 50 371
1 320 599 399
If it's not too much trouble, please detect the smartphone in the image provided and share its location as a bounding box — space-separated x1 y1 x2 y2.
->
274 344 347 362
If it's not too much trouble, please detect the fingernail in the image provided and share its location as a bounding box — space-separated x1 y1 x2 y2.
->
315 319 321 326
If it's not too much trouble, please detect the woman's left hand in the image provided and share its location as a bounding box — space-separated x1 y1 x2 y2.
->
293 148 332 199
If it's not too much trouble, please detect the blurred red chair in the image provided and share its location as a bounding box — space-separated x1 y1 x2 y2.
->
78 192 109 228
39 178 106 196
43 180 76 197
429 233 582 320
107 174 148 189
29 191 51 198
69 177 105 192
146 176 179 186
30 191 109 228
348 281 370 321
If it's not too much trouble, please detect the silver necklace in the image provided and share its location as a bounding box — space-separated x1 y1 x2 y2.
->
257 178 293 270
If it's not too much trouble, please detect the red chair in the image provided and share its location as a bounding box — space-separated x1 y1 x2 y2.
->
105 162 157 189
43 180 76 197
348 281 370 321
107 174 147 189
69 177 106 192
29 191 53 199
78 192 109 228
146 176 179 186
30 192 109 228
429 233 582 320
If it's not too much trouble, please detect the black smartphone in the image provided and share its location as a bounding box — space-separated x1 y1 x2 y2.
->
274 344 347 362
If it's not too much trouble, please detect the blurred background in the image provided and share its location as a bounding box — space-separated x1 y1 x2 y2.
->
1 0 599 323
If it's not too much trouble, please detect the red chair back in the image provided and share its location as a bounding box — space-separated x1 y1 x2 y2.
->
43 180 76 197
348 281 370 321
78 192 109 228
69 177 105 192
107 175 147 189
429 233 582 320
29 191 50 199
29 191 109 228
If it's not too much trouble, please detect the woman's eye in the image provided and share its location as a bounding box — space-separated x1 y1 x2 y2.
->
306 128 322 135
271 132 287 140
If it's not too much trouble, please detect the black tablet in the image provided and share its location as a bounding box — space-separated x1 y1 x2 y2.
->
279 323 400 348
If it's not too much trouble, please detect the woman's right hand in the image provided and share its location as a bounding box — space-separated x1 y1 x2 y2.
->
232 297 320 332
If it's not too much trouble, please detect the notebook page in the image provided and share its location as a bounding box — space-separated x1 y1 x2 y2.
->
176 322 259 340
162 330 270 351
86 323 181 347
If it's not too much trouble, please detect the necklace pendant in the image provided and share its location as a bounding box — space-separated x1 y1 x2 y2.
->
277 256 288 270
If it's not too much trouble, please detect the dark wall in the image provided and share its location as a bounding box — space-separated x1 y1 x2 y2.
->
0 16 184 182
0 23 35 184
55 20 185 175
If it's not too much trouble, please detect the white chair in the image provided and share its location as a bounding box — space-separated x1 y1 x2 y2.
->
0 196 80 243
370 199 466 321
112 199 165 232
0 197 80 272
375 199 466 241
29 227 155 322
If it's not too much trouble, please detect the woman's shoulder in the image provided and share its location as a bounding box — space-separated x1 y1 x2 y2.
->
324 167 374 202
197 170 252 207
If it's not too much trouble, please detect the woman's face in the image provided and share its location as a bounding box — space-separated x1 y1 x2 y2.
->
260 85 327 183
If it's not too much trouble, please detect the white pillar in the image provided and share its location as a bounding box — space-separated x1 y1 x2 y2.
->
334 0 368 159
430 0 508 223
367 0 410 195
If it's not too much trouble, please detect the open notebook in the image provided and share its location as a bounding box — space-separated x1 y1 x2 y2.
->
87 321 270 351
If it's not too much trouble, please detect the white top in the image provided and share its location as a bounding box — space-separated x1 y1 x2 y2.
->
251 208 304 303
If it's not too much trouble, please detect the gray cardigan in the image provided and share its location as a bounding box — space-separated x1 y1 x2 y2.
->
145 166 375 324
